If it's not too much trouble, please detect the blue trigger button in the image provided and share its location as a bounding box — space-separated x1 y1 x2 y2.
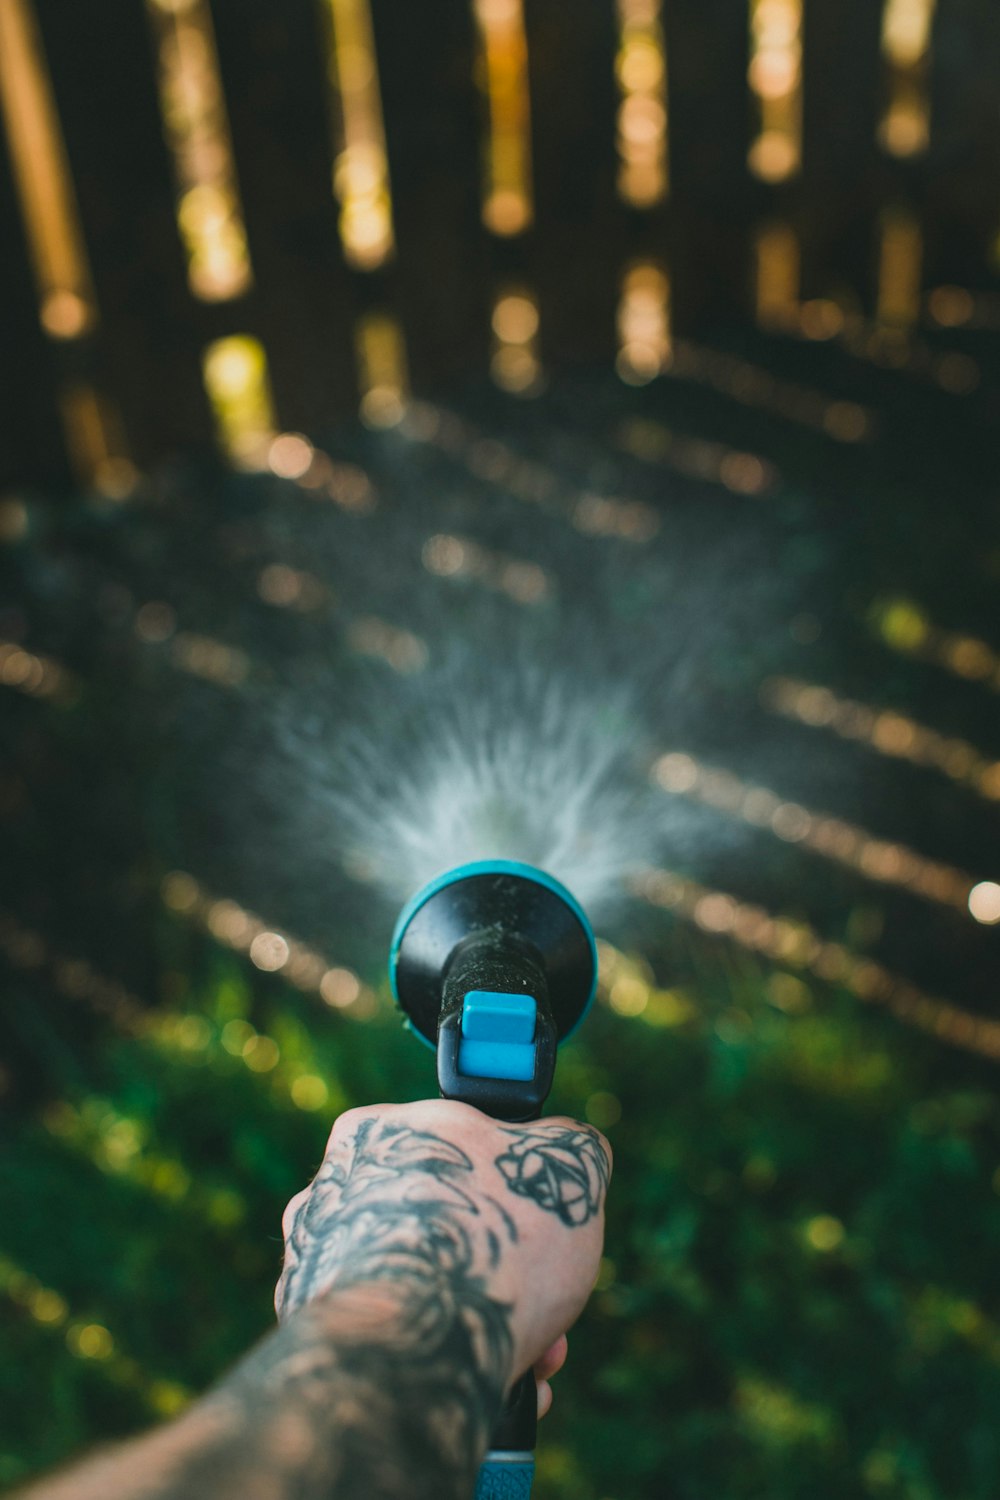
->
461 991 536 1042
458 991 537 1081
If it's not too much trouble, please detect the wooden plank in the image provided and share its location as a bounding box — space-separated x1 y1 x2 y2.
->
666 0 749 210
803 0 882 188
523 0 622 369
0 125 71 490
924 0 1000 287
664 0 751 330
33 0 214 464
369 0 490 396
799 0 882 305
211 0 359 430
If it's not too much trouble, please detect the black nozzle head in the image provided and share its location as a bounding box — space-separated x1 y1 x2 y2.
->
390 860 597 1049
433 932 557 1119
390 861 597 1121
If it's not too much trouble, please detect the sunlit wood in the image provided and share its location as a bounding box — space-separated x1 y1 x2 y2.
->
0 0 98 338
145 0 253 300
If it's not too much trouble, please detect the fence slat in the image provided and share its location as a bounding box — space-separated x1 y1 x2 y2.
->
925 0 1000 287
665 0 752 330
523 0 622 369
211 0 359 432
32 0 214 465
0 129 70 491
799 0 882 306
370 0 490 396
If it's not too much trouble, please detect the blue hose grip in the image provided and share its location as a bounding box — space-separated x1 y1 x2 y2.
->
475 1454 536 1499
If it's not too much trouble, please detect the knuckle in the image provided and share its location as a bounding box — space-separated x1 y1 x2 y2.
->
531 1115 614 1176
403 1097 489 1132
531 1113 612 1148
281 1187 308 1238
323 1102 375 1153
328 1103 364 1135
592 1128 613 1174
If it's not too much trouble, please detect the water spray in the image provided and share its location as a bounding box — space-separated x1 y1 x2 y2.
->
390 857 598 1500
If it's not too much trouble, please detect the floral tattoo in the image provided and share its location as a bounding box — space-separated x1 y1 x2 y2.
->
494 1124 610 1227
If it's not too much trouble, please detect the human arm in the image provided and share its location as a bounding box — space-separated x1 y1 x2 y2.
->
16 1099 611 1500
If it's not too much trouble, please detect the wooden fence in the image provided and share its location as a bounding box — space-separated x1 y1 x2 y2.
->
0 0 998 490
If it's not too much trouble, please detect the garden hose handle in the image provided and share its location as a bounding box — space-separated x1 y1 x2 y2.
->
474 1374 537 1499
435 947 561 1500
391 862 597 1500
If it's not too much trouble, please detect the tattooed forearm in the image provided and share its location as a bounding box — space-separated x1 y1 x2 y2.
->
24 1288 509 1500
495 1124 611 1226
16 1105 610 1500
267 1118 517 1497
184 1280 509 1500
20 1118 517 1500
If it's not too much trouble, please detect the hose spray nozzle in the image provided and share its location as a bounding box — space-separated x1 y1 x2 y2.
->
389 858 598 1496
390 858 597 1119
435 932 557 1119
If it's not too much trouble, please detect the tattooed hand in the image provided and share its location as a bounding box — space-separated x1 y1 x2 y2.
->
495 1124 611 1226
276 1100 612 1388
14 1104 610 1500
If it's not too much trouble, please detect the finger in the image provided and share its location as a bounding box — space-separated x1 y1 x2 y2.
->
323 1104 370 1157
525 1116 614 1176
533 1334 568 1382
536 1380 553 1420
281 1188 309 1240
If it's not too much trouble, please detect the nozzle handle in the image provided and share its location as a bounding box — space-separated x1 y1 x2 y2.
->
475 1453 535 1499
434 936 556 1496
436 939 557 1121
476 1377 538 1496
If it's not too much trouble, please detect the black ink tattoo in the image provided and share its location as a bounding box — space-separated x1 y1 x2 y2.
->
268 1118 517 1495
495 1124 610 1226
18 1119 520 1500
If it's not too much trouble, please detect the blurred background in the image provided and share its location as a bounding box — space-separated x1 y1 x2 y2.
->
3 1 1000 1497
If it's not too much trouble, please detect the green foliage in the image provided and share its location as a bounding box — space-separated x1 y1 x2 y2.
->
3 936 1000 1499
